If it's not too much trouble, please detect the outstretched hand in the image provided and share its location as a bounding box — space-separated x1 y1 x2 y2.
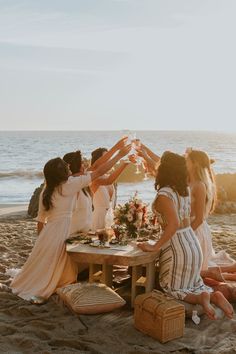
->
136 145 148 160
128 154 137 164
113 137 128 151
118 144 131 159
137 242 158 252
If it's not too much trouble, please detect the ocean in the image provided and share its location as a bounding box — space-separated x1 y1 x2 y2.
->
0 130 236 206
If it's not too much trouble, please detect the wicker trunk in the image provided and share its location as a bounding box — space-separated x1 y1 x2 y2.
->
134 290 185 343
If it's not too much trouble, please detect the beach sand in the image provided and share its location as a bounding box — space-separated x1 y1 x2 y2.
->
0 204 28 217
1 208 236 354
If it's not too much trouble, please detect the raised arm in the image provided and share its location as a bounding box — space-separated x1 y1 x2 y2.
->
137 146 158 176
91 160 129 194
90 144 131 182
89 137 128 171
142 143 160 163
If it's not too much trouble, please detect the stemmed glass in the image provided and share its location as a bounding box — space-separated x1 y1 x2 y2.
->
128 132 137 156
128 133 142 175
134 139 142 174
121 131 136 162
143 166 149 180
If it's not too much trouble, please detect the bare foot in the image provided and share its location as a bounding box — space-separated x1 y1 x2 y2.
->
211 291 234 319
204 280 236 303
200 292 217 320
203 277 222 287
201 267 225 282
221 273 236 281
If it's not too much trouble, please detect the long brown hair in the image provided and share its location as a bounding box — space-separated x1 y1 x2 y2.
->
42 158 69 210
91 147 108 165
155 151 189 197
63 151 82 174
187 149 217 213
63 151 91 197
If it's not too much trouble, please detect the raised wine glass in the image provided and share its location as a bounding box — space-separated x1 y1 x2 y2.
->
129 132 137 156
134 139 142 174
143 166 149 180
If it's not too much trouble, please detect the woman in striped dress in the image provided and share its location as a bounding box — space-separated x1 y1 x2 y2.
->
138 151 233 320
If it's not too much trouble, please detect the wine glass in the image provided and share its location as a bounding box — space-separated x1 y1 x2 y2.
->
143 169 149 180
129 132 137 156
120 130 131 162
134 139 142 174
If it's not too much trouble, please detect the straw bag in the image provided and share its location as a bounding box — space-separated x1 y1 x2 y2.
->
56 283 126 315
134 290 185 343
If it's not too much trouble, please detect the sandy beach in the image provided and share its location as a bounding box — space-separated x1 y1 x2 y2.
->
0 204 28 217
1 207 236 354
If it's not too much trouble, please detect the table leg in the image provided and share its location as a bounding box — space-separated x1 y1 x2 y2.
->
145 261 156 293
131 265 143 308
89 264 101 283
101 264 113 287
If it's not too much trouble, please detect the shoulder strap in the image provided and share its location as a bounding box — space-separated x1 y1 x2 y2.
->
158 187 176 203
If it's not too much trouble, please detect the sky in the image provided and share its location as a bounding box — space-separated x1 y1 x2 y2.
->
0 0 236 131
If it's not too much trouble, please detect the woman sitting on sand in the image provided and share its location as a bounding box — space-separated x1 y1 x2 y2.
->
63 150 92 234
138 151 233 320
10 145 130 302
185 149 236 281
90 138 130 230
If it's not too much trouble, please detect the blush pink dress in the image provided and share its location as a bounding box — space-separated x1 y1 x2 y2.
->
11 174 91 300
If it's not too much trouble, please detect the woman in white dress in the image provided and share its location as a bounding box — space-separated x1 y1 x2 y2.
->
63 150 92 234
186 149 236 281
138 151 233 319
11 145 130 302
90 140 130 231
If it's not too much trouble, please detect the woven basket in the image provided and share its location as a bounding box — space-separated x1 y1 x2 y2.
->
134 290 185 343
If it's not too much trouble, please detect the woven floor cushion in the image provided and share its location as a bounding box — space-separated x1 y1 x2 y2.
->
56 282 126 315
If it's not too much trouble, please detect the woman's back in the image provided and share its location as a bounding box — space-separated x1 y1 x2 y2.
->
93 184 115 209
70 190 92 233
38 175 91 223
153 186 191 229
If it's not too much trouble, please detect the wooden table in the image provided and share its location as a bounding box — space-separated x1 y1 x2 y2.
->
66 242 159 307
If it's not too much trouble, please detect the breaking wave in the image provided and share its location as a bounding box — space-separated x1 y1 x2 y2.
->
0 170 43 179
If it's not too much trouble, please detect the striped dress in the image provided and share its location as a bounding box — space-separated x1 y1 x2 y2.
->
154 187 212 300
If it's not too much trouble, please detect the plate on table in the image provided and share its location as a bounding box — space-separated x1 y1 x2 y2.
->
87 230 96 236
65 232 93 244
89 240 110 249
147 240 157 246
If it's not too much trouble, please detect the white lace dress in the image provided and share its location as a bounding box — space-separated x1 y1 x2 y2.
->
154 187 212 300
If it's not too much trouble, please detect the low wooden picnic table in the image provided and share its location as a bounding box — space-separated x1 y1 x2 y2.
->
66 242 159 307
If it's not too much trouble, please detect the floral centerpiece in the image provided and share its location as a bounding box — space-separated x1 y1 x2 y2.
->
113 192 149 239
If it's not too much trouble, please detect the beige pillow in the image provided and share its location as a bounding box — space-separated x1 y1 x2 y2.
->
56 283 126 315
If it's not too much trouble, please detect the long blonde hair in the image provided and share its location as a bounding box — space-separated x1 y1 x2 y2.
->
188 150 217 213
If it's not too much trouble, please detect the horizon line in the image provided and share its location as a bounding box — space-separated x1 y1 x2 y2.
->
0 129 235 133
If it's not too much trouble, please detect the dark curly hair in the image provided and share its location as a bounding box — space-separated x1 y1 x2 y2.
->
91 147 108 165
63 150 82 174
155 151 189 197
42 157 69 210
